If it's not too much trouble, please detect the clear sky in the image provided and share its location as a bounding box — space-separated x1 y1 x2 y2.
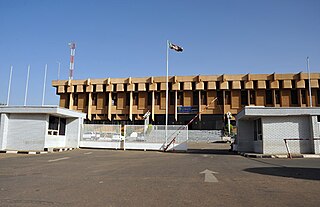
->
0 0 319 105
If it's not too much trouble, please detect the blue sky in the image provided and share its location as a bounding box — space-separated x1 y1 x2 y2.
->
0 0 319 105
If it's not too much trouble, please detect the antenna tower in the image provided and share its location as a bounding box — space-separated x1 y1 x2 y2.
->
68 42 76 80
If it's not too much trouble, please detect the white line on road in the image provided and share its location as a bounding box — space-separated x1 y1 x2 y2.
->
84 152 92 155
48 157 70 162
200 169 219 183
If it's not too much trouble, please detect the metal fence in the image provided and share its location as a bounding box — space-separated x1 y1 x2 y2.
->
81 124 122 142
124 125 188 144
80 124 188 151
123 125 188 151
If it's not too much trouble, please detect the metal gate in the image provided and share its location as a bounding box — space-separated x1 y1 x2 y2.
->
124 125 188 151
80 124 122 149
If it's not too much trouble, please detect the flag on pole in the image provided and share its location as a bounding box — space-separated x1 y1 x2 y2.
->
169 42 183 52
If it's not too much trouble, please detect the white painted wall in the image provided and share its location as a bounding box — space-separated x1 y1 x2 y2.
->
66 118 82 148
6 114 46 151
0 114 9 150
262 116 312 154
45 135 66 148
237 119 254 152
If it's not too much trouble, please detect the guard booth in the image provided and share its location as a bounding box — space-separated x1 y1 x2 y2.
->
0 106 86 151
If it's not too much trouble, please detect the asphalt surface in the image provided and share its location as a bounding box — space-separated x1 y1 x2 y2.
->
0 143 320 207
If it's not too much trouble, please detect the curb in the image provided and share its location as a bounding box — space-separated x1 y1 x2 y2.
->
0 148 75 155
239 152 320 159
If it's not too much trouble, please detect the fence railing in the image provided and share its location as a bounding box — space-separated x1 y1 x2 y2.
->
124 125 188 144
81 124 122 142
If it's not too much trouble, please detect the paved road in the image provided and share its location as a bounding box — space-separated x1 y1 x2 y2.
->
0 145 320 207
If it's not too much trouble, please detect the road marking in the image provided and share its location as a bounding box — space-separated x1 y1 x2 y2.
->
48 157 70 162
200 169 219 183
84 152 92 155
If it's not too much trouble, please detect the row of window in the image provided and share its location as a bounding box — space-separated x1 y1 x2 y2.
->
66 79 320 93
72 89 320 108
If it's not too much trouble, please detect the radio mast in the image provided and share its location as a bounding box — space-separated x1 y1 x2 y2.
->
68 42 76 80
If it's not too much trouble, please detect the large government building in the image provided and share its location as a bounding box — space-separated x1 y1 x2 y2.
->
52 73 320 130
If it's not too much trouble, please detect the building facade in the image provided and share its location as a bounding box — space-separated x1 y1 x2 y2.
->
52 73 320 130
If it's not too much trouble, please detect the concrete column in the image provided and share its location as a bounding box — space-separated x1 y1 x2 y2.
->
175 91 178 121
69 93 74 110
87 92 92 121
129 91 133 121
152 91 155 121
198 91 201 121
108 92 112 121
0 114 9 150
310 116 319 154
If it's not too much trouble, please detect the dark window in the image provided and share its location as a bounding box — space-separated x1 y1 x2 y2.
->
216 82 220 90
48 116 66 136
170 92 175 105
317 115 320 122
147 92 152 106
266 90 273 105
228 81 233 89
250 90 256 105
178 92 183 105
146 83 149 91
92 93 97 106
135 83 139 91
193 91 199 105
204 82 208 90
275 90 280 104
192 82 196 91
201 91 207 105
105 93 109 106
253 81 258 89
155 92 160 105
103 84 106 92
126 93 130 106
317 90 320 105
279 80 283 89
49 116 59 131
113 84 117 92
124 84 127 92
59 118 66 135
266 81 270 89
73 94 78 106
240 81 245 90
157 83 161 91
217 91 223 105
254 118 262 141
83 85 86 93
225 91 231 105
133 92 138 105
112 93 117 106
241 91 248 105
291 80 296 89
93 85 96 92
169 82 172 91
301 90 307 104
74 85 77 93
291 90 298 105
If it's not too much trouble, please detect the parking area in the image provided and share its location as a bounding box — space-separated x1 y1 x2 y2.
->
0 143 320 207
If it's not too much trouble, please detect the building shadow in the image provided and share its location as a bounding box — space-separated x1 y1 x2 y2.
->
244 167 320 181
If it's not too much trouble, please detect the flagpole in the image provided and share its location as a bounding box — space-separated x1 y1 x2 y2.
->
166 40 169 146
6 66 13 106
42 64 48 106
57 61 61 80
307 57 312 107
24 65 30 106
